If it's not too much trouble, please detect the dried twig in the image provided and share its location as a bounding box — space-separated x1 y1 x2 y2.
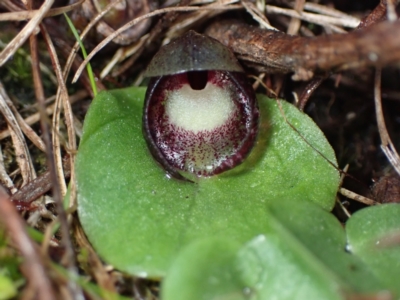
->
358 0 388 28
205 19 400 80
297 75 327 110
11 157 71 206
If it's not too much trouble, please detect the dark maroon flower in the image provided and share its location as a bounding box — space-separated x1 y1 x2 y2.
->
143 31 259 181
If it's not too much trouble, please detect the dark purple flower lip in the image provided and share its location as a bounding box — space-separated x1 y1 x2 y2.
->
142 31 259 181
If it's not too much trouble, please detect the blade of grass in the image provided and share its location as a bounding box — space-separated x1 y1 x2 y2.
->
64 13 98 96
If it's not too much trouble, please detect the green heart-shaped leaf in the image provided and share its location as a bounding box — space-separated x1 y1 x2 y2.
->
76 87 339 277
346 204 400 296
162 200 387 300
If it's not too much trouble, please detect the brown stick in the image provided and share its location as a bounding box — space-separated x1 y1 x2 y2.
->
358 0 387 28
205 19 400 80
11 157 71 207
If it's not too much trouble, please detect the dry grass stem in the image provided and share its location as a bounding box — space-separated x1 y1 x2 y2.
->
249 73 277 96
0 145 17 193
72 4 241 83
287 0 305 35
100 41 138 78
374 68 400 176
0 0 54 66
50 99 64 198
242 0 277 31
107 0 243 78
266 5 360 30
125 0 241 79
165 0 242 41
304 2 360 21
336 199 351 218
41 218 60 253
0 0 85 22
20 6 81 296
63 0 125 86
39 26 83 299
100 30 149 78
0 90 88 140
250 73 266 90
3 96 46 152
74 224 117 293
386 0 398 21
336 164 351 218
0 0 23 12
339 188 379 206
0 81 36 186
41 26 72 198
